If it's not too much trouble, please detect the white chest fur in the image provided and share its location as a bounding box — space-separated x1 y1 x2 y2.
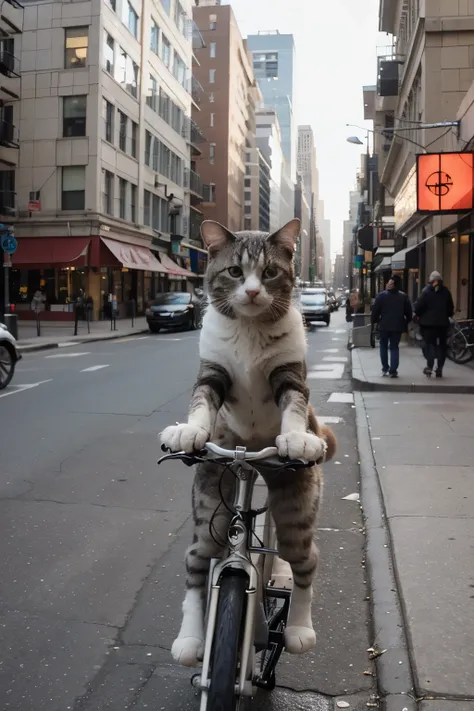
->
199 305 307 442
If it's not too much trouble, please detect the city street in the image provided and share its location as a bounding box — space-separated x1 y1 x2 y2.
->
0 311 375 711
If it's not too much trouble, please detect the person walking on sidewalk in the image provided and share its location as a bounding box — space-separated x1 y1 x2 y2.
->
371 275 412 378
415 271 454 378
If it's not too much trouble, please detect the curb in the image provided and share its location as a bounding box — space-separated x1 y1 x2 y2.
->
17 329 150 354
352 373 474 394
354 391 416 710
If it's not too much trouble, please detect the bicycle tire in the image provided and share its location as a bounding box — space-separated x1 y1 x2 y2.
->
448 331 474 364
207 572 248 711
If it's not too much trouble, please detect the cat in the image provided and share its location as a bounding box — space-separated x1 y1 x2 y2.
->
160 218 336 668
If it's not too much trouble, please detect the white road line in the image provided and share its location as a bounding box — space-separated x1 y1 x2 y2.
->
112 336 150 343
317 416 343 425
327 392 354 404
80 364 110 373
58 342 78 348
134 336 149 340
45 352 91 359
322 356 348 363
0 379 53 399
313 349 340 353
308 364 345 380
331 338 342 342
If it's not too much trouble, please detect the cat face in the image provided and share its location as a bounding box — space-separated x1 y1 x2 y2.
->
201 219 300 321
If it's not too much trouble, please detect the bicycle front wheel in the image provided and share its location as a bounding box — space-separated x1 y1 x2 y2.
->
448 331 474 364
207 572 248 711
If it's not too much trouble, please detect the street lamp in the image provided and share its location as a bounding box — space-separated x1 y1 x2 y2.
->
346 136 364 146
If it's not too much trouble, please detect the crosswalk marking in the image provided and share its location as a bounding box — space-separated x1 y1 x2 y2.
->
308 364 345 380
317 416 343 425
327 392 354 404
45 352 91 358
0 379 52 399
80 365 110 373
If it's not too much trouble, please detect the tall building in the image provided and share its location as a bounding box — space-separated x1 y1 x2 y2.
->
318 199 331 283
343 188 361 288
333 253 345 289
247 31 296 182
376 0 474 304
0 0 23 316
255 107 285 233
9 0 201 322
294 174 310 280
297 125 320 279
192 2 256 231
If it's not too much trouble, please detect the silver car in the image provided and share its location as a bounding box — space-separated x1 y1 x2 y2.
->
0 322 21 390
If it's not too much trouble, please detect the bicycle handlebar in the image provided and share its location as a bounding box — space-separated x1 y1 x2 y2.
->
158 442 315 471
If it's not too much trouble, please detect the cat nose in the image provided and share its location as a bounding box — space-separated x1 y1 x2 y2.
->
246 288 260 300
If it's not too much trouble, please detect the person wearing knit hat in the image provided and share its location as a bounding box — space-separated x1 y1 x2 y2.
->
371 274 412 378
415 271 454 378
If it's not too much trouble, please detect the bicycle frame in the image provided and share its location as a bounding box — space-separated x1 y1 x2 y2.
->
197 450 279 710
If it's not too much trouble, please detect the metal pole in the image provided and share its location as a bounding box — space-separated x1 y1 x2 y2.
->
87 306 90 334
36 307 40 337
74 305 78 336
3 262 9 313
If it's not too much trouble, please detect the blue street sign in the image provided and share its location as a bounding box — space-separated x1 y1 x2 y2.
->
1 232 17 255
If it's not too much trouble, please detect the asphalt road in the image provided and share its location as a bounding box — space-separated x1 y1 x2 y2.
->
0 311 375 711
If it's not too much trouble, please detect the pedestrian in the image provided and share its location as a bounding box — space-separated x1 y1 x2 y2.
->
414 271 454 378
371 275 412 378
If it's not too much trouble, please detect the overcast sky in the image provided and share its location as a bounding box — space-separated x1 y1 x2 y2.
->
224 0 387 257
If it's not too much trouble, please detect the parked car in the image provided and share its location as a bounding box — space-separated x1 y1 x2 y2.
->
146 292 203 333
0 322 21 390
300 288 331 327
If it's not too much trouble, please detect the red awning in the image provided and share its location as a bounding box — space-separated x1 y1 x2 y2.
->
158 253 197 277
101 237 167 273
13 237 90 266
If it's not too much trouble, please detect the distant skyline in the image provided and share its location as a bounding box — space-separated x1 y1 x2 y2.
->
225 0 388 258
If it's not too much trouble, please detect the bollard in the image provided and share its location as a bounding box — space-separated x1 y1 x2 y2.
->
131 300 135 328
36 308 40 337
86 307 90 334
74 305 79 336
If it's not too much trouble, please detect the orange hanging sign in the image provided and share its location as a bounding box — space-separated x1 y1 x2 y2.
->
417 152 474 213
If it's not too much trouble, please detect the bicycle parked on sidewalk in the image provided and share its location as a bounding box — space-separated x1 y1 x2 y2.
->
446 319 474 364
158 442 315 711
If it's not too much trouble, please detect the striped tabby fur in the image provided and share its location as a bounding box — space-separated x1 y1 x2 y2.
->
161 218 336 667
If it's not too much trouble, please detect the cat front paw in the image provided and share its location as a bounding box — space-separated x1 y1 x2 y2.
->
171 636 204 667
160 424 209 453
284 626 316 654
276 432 326 463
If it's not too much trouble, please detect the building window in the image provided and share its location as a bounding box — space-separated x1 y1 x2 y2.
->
104 32 114 74
244 178 251 188
209 92 214 103
160 143 170 177
119 177 127 219
122 0 138 37
209 69 215 83
150 21 159 53
244 203 251 215
152 193 160 230
173 52 186 86
118 110 127 151
174 1 185 34
161 34 171 68
63 95 86 137
209 14 217 30
65 27 88 69
244 218 251 230
159 88 170 122
117 47 138 98
209 42 216 58
131 121 137 158
208 183 215 202
145 130 152 166
102 170 113 214
146 74 159 112
170 102 183 134
103 99 113 143
209 142 215 165
105 0 116 10
210 112 214 127
152 136 159 171
130 183 137 222
160 0 170 14
62 166 85 210
144 189 151 225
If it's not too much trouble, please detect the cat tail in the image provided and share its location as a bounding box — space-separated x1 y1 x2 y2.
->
307 404 337 462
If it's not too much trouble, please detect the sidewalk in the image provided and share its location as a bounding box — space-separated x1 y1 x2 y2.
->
352 341 474 393
14 317 149 352
355 388 474 710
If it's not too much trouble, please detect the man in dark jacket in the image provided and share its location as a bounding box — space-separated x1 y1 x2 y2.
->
371 275 413 378
415 271 454 378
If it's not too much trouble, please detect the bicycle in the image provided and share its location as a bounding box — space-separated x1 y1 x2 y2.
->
447 319 474 364
158 441 315 710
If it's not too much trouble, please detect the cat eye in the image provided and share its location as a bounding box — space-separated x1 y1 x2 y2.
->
262 265 280 280
228 266 243 278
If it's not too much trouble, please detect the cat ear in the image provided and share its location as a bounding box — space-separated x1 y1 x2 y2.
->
201 221 235 255
268 218 301 256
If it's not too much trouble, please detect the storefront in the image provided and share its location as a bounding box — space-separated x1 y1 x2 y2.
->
10 234 197 321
